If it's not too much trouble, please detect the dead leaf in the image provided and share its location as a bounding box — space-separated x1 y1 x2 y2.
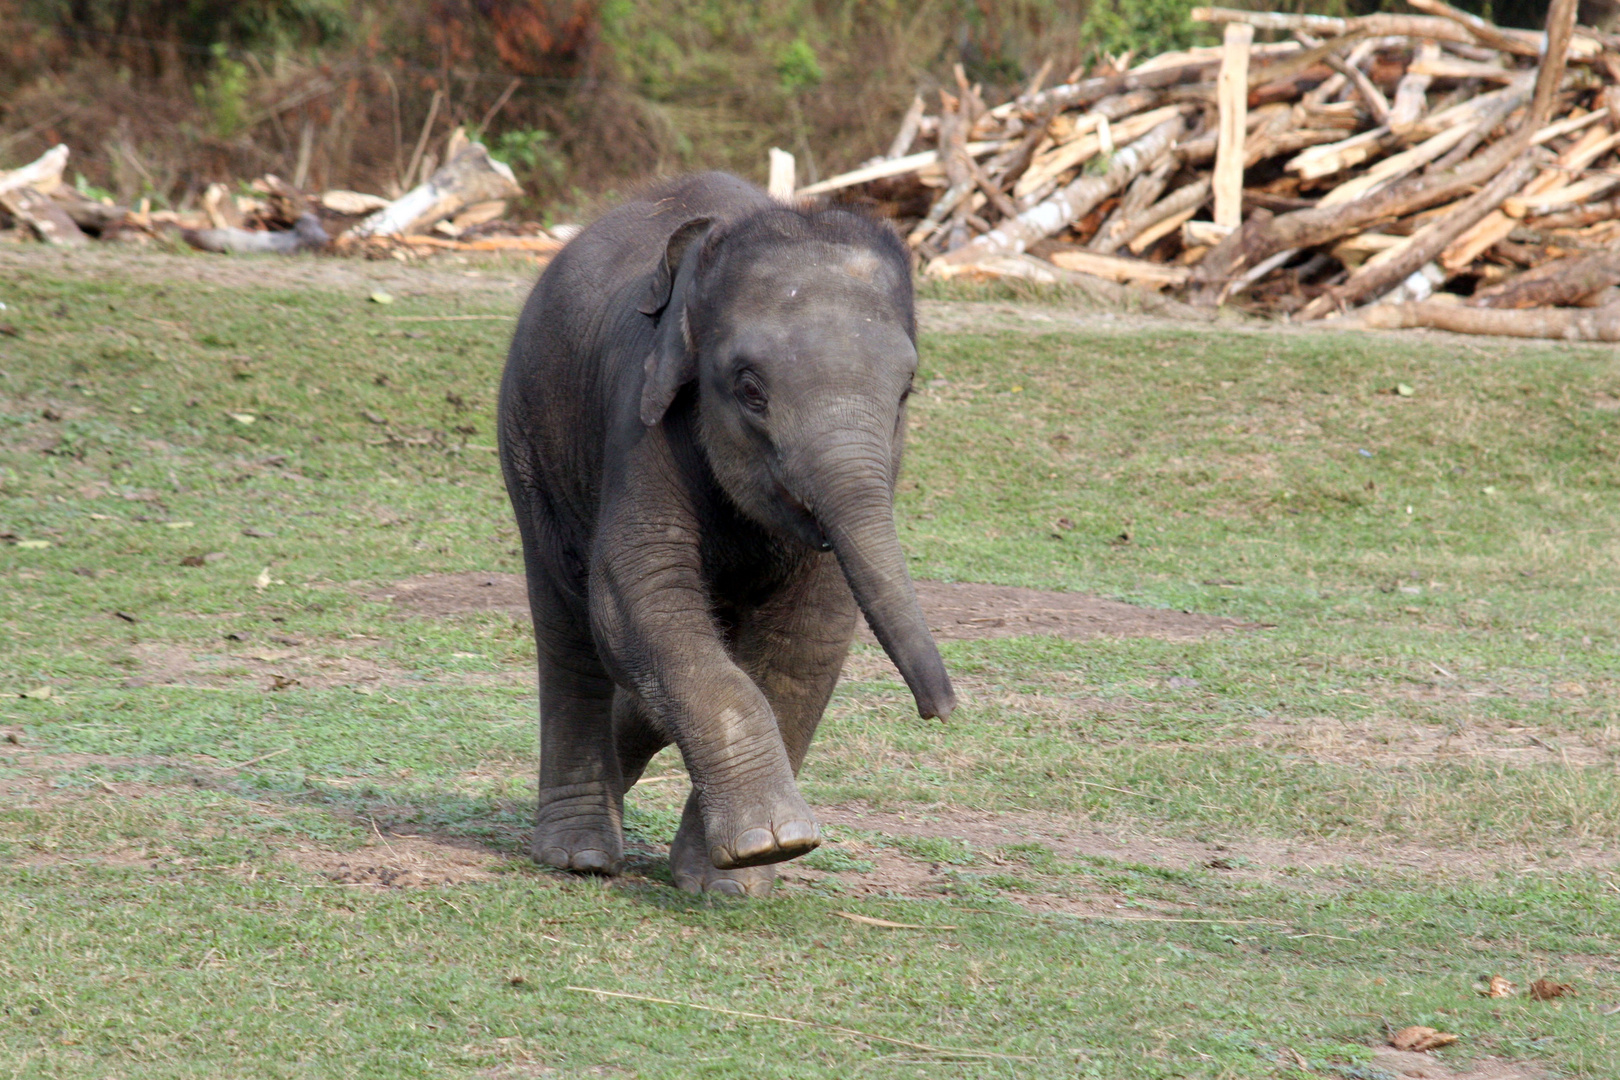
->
268 674 300 691
254 567 272 590
1390 1026 1460 1052
1481 975 1516 998
19 686 53 700
1530 979 1575 1001
832 911 956 930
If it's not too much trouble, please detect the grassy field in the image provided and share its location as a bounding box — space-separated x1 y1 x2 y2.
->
2 250 1617 1079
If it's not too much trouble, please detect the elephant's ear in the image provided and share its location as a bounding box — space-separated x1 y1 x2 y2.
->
638 216 713 317
638 216 713 426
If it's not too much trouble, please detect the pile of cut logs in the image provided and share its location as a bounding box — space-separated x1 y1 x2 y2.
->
799 0 1620 339
0 128 563 261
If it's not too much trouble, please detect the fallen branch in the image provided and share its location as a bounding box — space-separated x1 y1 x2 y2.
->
348 143 522 240
1047 248 1191 287
1345 299 1620 339
183 213 329 255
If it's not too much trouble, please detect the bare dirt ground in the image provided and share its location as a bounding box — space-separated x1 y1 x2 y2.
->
371 570 1254 643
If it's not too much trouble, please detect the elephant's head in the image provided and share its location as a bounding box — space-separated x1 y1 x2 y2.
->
638 206 955 721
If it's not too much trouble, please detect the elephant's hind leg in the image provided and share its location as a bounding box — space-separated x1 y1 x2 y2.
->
524 571 625 876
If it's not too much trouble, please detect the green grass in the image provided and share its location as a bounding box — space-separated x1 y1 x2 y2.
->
2 258 1618 1078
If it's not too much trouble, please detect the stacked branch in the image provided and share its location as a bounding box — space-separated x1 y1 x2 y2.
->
0 130 565 262
803 0 1620 338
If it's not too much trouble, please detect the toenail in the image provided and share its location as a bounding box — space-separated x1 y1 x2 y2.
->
776 820 820 849
731 827 775 860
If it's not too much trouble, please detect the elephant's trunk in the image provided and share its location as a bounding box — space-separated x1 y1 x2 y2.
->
810 456 956 721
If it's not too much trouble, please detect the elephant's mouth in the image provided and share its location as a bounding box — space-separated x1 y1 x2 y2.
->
773 480 833 552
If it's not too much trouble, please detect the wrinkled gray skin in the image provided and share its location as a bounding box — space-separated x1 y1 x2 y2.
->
497 172 955 897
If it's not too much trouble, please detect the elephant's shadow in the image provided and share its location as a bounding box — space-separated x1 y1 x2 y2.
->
240 771 712 899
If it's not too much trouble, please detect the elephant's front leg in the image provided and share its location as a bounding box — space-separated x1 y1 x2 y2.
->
666 557 858 896
591 510 819 872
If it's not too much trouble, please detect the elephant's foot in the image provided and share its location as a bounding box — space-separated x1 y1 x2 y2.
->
670 809 779 897
698 784 820 871
532 790 623 875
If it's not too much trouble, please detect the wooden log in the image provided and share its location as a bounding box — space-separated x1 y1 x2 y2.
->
932 115 1186 268
997 60 1218 119
347 143 523 239
1303 39 1376 107
48 187 128 233
0 144 69 198
1429 75 1535 169
1325 47 1391 124
183 212 330 255
1403 0 1541 57
0 184 87 245
1297 151 1542 318
1406 55 1520 82
1469 251 1620 307
1346 299 1620 339
1505 171 1620 217
1013 101 1182 206
1195 0 1578 305
1317 110 1483 207
1529 0 1582 129
1046 248 1192 287
1525 198 1620 229
1126 179 1212 253
1286 127 1395 181
923 251 1217 320
794 139 1007 197
886 95 927 159
768 148 797 201
1214 23 1253 230
1442 121 1612 270
1192 8 1486 49
1089 156 1175 252
1388 42 1437 131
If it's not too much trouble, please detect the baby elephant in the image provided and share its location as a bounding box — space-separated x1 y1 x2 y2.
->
497 172 955 897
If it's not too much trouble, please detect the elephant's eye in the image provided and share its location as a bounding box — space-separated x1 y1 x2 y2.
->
735 369 769 414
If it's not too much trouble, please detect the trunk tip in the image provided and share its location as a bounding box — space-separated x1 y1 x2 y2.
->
916 687 957 721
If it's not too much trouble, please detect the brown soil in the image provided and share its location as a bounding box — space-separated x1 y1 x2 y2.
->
120 638 531 693
1371 1047 1549 1080
284 834 504 888
371 571 1254 643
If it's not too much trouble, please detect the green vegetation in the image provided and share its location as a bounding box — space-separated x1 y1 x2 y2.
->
2 253 1617 1078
